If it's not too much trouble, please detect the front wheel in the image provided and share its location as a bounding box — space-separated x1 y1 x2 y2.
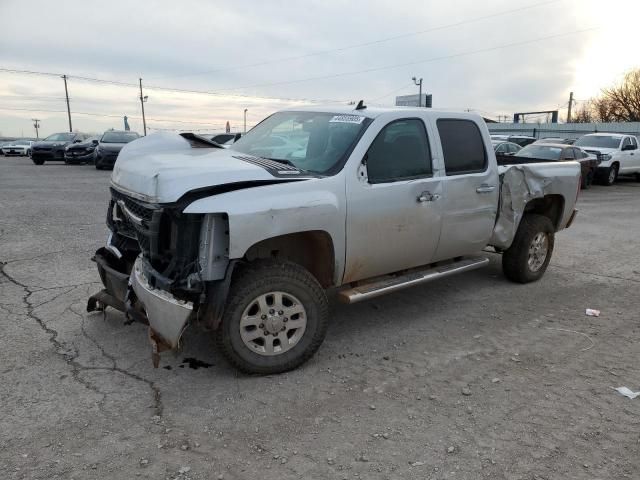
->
216 260 329 374
581 170 594 190
32 158 44 165
502 214 555 283
602 163 618 186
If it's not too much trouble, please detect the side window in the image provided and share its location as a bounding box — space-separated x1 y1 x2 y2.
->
622 137 632 149
562 148 575 160
495 143 507 153
631 137 638 148
366 119 432 184
437 119 487 175
508 143 521 154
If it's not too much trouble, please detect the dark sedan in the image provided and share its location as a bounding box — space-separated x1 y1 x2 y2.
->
64 136 100 164
31 132 90 165
94 131 140 170
515 143 600 189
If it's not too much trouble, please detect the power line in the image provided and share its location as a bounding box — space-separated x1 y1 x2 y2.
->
214 27 598 92
146 0 561 80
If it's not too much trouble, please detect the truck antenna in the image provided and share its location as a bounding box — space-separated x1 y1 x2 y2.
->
355 100 366 110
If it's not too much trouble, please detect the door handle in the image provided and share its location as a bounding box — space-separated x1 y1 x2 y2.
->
417 191 440 202
476 184 496 194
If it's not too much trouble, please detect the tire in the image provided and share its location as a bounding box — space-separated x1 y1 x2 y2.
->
634 173 640 182
216 260 329 374
502 214 555 284
581 170 594 190
95 163 103 170
26 149 31 157
602 163 618 186
32 158 44 165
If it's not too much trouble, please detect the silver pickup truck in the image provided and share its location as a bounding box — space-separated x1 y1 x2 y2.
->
88 105 580 374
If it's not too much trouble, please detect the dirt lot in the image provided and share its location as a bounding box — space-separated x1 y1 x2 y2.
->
1 156 639 480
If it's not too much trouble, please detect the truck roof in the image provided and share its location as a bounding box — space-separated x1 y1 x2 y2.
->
286 104 483 121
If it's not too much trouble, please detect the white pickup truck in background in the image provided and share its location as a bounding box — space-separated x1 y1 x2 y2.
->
573 133 640 185
87 105 581 374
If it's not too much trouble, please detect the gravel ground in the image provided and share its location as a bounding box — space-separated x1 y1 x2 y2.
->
1 156 639 480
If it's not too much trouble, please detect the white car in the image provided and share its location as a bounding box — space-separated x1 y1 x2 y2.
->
1 140 33 156
573 133 640 185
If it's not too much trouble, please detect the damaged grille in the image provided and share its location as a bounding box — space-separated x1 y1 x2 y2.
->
106 188 203 296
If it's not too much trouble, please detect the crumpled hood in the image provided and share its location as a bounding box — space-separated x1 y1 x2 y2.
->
111 132 275 203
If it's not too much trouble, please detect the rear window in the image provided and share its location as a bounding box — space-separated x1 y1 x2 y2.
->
437 119 487 175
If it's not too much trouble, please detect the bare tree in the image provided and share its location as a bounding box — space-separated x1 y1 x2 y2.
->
571 102 595 123
596 69 640 122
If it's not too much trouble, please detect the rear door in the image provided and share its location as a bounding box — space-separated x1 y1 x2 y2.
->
431 117 499 261
344 117 443 282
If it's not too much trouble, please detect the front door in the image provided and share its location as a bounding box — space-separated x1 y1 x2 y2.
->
431 117 499 261
344 118 442 283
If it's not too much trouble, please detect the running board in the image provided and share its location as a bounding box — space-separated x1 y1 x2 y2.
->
337 256 489 304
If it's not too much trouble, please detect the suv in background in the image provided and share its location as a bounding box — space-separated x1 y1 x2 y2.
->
31 132 90 165
574 133 640 185
94 131 140 170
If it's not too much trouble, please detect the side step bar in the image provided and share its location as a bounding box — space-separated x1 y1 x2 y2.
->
337 256 489 304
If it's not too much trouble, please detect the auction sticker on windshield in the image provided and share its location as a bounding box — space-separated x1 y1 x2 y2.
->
329 115 365 124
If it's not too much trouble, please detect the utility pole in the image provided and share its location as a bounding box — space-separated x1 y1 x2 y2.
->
62 75 72 132
412 76 423 107
139 78 147 136
567 91 574 123
244 108 248 134
32 119 40 139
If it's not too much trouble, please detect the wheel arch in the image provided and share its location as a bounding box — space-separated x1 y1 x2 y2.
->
243 230 336 288
523 194 565 231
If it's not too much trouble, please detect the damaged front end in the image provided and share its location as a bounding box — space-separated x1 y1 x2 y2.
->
88 187 227 366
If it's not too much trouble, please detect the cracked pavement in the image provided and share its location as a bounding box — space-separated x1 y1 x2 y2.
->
1 157 639 479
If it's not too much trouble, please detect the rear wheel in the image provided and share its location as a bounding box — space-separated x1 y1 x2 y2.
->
634 172 640 182
602 163 618 186
502 214 555 283
216 260 329 374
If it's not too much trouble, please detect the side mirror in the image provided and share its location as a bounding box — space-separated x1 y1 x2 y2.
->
92 139 99 145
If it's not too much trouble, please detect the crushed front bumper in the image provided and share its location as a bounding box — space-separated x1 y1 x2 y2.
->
88 247 194 366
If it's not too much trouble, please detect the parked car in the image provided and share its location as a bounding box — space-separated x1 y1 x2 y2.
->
1 139 33 156
87 106 580 374
94 131 140 170
492 140 521 155
64 136 100 164
211 133 241 147
573 133 640 185
514 143 600 189
490 134 537 147
31 132 90 165
534 137 574 145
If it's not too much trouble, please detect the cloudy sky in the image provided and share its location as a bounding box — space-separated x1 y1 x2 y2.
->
0 0 638 138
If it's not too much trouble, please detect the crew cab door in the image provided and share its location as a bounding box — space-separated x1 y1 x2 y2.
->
344 117 442 282
430 117 499 261
620 136 639 172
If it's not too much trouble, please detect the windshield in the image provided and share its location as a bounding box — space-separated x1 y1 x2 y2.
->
230 111 370 174
574 135 621 149
516 145 563 160
101 132 139 143
44 133 74 142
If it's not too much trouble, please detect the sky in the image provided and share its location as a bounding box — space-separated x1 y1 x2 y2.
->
0 0 638 138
